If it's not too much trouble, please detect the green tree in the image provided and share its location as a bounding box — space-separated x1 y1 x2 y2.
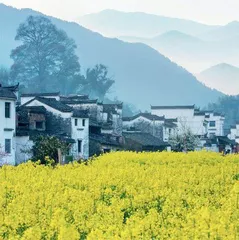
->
32 136 69 165
10 15 81 93
207 95 239 130
0 67 10 86
81 64 115 101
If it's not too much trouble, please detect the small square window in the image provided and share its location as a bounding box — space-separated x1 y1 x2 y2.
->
36 121 44 130
209 121 216 127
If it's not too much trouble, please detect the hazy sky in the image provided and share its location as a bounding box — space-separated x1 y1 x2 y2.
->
1 0 239 25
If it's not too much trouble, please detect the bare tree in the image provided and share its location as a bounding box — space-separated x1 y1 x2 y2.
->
10 15 81 93
169 122 200 152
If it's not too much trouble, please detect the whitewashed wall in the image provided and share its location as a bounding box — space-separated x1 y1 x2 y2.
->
228 124 239 143
15 136 33 164
71 117 89 159
0 98 16 165
152 108 209 136
190 115 207 136
206 113 224 137
152 108 194 119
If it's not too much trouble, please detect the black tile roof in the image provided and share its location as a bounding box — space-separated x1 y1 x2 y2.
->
60 95 89 101
17 105 46 114
194 112 206 116
198 110 224 117
214 112 225 117
103 104 119 115
16 129 75 143
37 97 73 112
0 87 17 100
23 97 73 113
151 105 195 110
164 120 177 128
72 109 89 118
89 118 102 127
123 113 165 121
90 133 121 147
102 123 113 130
1 83 19 92
21 92 60 97
165 118 178 122
61 99 98 104
103 103 123 110
123 132 169 147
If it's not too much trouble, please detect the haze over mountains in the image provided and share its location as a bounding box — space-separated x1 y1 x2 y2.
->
79 9 239 88
197 63 239 95
0 4 222 110
78 9 218 38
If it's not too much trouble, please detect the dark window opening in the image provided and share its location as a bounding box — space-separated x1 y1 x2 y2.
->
5 102 10 118
209 121 216 127
78 140 82 153
75 119 78 126
18 122 29 128
5 139 11 154
82 119 85 127
36 121 44 130
103 149 111 153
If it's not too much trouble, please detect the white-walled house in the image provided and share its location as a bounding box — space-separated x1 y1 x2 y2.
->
204 111 224 137
60 96 103 122
122 113 177 142
102 103 123 135
123 113 165 138
150 105 229 152
61 95 124 154
0 86 17 165
151 105 208 136
151 106 224 137
18 96 89 160
228 122 239 143
163 119 178 142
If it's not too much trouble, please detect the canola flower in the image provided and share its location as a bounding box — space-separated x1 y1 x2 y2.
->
0 151 239 239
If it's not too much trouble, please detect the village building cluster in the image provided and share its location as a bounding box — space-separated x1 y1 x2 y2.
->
0 84 238 165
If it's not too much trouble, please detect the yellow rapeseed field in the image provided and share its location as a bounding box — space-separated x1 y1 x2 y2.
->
1 151 239 239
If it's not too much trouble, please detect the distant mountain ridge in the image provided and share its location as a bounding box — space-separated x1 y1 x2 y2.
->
78 9 218 38
0 4 223 110
198 21 239 41
79 9 239 79
197 63 239 95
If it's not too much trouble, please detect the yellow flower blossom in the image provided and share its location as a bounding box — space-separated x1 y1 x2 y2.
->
0 151 239 239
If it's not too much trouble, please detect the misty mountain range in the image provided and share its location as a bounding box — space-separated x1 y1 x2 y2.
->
197 63 239 95
0 4 222 110
79 10 239 93
78 9 218 38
